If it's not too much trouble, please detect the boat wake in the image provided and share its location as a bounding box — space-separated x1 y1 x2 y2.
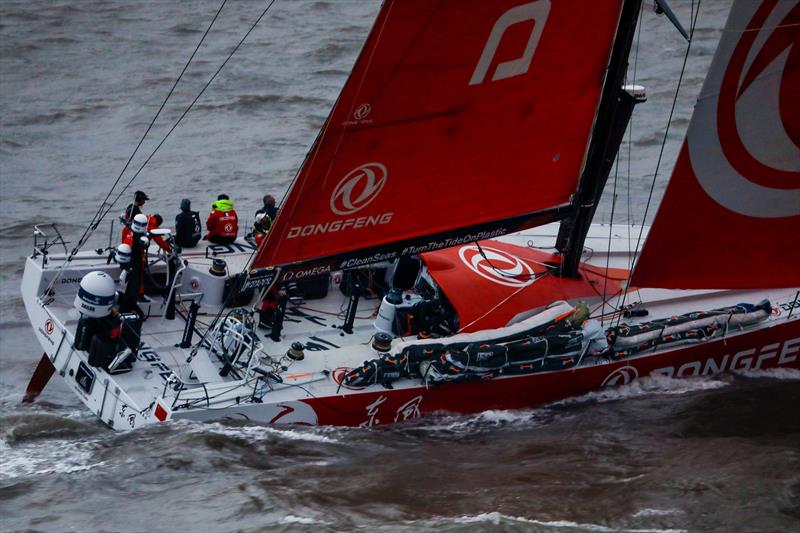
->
554 374 730 407
187 420 340 444
399 511 688 533
0 436 104 480
733 367 800 381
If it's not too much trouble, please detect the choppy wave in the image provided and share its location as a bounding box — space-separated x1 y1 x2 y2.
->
192 93 330 112
0 439 105 480
0 415 106 480
1 0 796 531
0 412 101 444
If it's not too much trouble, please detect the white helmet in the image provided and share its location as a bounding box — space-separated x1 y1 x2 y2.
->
74 271 116 318
255 213 266 223
116 243 132 264
131 213 148 234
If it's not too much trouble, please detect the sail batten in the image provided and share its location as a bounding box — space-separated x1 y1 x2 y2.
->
252 0 626 277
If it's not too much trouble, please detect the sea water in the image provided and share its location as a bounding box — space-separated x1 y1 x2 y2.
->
2 1 799 531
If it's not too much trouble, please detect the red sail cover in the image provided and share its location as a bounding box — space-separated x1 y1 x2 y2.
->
633 0 800 289
422 240 628 331
252 0 623 274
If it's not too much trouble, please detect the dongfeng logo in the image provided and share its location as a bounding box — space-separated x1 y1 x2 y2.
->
687 1 799 218
601 365 639 387
330 163 388 215
458 245 535 287
353 103 371 120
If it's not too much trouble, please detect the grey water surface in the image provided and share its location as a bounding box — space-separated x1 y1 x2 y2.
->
1 1 799 531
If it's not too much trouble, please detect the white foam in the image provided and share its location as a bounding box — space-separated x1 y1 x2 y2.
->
474 409 541 425
554 374 729 407
194 422 338 444
734 367 800 380
279 515 329 525
0 439 104 480
441 512 687 532
413 408 550 434
632 508 684 518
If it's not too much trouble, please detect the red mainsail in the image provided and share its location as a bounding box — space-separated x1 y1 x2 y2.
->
632 0 799 289
252 0 624 276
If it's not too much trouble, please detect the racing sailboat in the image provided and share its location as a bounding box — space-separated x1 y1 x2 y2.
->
20 0 799 430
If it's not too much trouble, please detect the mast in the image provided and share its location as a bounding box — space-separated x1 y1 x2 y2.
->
556 0 644 278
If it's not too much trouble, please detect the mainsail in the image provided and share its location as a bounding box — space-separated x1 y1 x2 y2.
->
632 0 800 289
252 0 626 279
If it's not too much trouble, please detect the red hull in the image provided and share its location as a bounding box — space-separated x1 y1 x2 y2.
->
306 319 800 427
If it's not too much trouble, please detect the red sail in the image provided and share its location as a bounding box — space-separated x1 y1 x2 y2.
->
252 0 624 273
632 0 800 289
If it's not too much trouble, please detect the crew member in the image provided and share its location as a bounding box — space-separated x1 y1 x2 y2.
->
252 213 270 246
73 271 140 370
121 190 149 243
257 286 285 329
73 271 123 368
175 198 201 249
205 194 238 244
115 242 132 288
255 194 278 221
119 213 149 315
147 214 172 253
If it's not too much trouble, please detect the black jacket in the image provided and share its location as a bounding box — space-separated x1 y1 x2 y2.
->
175 210 202 248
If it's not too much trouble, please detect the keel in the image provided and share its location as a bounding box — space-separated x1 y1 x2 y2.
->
22 353 55 403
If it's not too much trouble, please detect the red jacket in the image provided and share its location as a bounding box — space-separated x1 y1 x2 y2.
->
148 216 172 253
122 217 171 252
206 209 238 240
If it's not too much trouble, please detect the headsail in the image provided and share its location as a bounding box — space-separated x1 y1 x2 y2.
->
632 0 800 289
252 0 625 279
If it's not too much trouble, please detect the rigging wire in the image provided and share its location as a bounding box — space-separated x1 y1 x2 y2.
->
615 0 702 327
41 0 229 297
627 5 644 270
474 240 551 281
602 5 644 324
93 0 229 232
455 272 551 333
97 0 280 226
256 1 398 267
42 0 280 298
600 156 621 325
